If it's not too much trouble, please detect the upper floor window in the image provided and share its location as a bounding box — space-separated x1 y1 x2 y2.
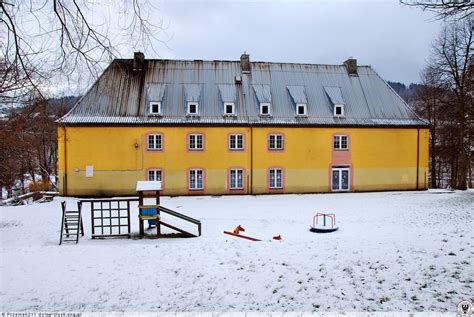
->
334 135 348 150
224 102 235 116
334 105 344 117
296 103 307 116
188 133 204 150
229 169 244 189
268 134 284 150
269 168 283 189
148 169 162 182
189 169 204 190
187 102 199 116
147 134 163 150
229 134 244 150
149 101 162 115
260 103 271 116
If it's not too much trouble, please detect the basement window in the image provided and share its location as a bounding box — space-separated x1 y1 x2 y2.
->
187 102 199 116
224 102 235 116
260 103 271 116
296 103 307 116
149 102 162 115
334 105 344 117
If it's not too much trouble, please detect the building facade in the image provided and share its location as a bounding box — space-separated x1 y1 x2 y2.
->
57 53 429 196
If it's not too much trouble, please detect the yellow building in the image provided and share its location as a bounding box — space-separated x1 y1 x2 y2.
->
57 53 429 196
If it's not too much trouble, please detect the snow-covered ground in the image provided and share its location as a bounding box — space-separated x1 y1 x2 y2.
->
0 190 472 312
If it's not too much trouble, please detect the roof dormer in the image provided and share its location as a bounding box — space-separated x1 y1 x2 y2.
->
146 83 166 116
253 85 272 117
324 86 346 118
287 86 308 117
184 84 202 116
218 84 237 116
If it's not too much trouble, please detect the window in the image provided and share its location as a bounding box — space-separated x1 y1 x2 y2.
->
149 102 162 115
269 168 283 189
296 103 307 116
260 103 271 116
188 134 204 150
224 102 235 115
268 134 284 150
333 135 348 150
229 134 244 150
229 169 244 189
189 169 204 190
187 102 199 115
148 169 162 182
147 134 163 150
334 105 344 117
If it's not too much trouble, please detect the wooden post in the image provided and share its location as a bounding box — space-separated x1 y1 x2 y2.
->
156 189 161 236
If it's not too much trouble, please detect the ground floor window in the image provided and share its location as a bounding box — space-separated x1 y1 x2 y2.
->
189 169 204 190
229 169 244 189
269 168 283 189
332 167 350 191
148 169 162 182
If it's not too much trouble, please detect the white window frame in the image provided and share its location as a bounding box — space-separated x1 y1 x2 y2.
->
333 135 349 150
148 169 162 182
268 134 284 150
147 134 163 150
260 103 271 116
149 101 162 115
296 103 307 116
189 169 204 190
334 104 344 117
229 134 244 150
229 169 244 189
188 134 204 150
224 102 235 116
269 168 283 189
187 102 199 116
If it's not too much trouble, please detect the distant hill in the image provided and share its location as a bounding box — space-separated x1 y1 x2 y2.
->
48 96 80 112
387 81 422 105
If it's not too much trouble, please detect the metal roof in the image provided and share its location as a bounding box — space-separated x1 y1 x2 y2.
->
59 58 428 127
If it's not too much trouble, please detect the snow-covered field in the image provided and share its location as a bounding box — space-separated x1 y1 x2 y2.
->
0 190 472 312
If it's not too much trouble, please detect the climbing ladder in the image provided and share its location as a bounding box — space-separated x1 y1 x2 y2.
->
59 201 84 245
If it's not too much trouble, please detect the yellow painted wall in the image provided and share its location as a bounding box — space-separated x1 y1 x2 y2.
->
57 126 429 196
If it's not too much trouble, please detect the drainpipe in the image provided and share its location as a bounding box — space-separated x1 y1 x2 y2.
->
250 126 253 195
416 129 420 190
63 125 68 196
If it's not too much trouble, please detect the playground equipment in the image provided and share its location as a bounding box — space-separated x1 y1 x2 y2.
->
224 230 261 241
310 213 338 233
59 201 84 245
136 181 201 239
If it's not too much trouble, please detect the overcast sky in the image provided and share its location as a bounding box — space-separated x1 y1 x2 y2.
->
139 0 442 85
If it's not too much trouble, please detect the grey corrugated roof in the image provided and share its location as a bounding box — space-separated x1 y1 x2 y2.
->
287 86 307 104
59 58 428 127
324 86 345 105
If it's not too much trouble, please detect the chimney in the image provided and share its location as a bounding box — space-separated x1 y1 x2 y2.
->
343 58 358 76
133 52 145 71
240 52 250 73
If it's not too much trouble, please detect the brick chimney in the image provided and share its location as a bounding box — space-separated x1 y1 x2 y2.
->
133 52 145 72
240 52 250 73
343 58 358 76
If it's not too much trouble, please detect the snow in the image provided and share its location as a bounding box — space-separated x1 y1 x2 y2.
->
136 181 162 191
0 190 472 312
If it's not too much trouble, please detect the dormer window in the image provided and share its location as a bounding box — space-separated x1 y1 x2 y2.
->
334 105 344 117
187 102 199 116
149 101 162 115
224 102 235 116
260 103 271 116
296 103 307 116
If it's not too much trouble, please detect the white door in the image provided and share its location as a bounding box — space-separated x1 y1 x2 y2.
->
332 167 350 191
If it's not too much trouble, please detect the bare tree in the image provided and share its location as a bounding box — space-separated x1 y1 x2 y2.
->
0 0 165 102
422 19 473 189
400 0 473 19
